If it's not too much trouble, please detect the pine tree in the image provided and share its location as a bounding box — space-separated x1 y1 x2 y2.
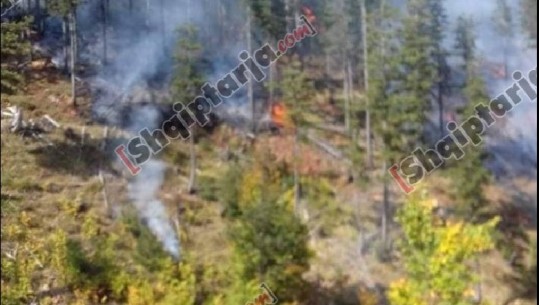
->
367 0 401 253
247 0 287 40
0 14 32 94
229 193 311 303
391 0 438 152
454 16 476 74
172 25 206 194
450 19 491 221
48 0 78 106
427 0 451 138
449 72 491 220
278 58 315 214
492 0 513 78
521 0 537 47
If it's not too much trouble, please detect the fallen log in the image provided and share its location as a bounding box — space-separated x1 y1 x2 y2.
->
304 130 352 164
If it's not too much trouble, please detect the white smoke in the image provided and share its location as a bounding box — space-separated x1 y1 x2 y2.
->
128 158 180 259
444 0 537 178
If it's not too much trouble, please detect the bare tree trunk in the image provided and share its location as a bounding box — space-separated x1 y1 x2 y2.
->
360 0 373 169
188 135 197 194
34 0 42 33
269 64 275 109
247 6 255 134
101 0 108 66
159 0 166 50
438 81 444 137
69 7 77 107
293 129 300 215
381 158 389 252
325 52 331 79
62 17 69 73
474 259 483 304
380 0 390 255
216 0 224 45
343 60 350 132
347 60 354 133
284 0 291 31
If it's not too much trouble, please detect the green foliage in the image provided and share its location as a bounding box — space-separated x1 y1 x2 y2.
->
388 192 499 305
366 2 406 161
521 0 537 47
449 24 492 220
229 199 311 303
47 214 197 305
215 152 311 303
278 58 315 127
1 17 32 94
1 215 37 305
301 177 355 236
454 16 477 74
244 0 287 40
505 238 538 304
387 0 443 151
218 160 247 218
47 0 78 16
172 24 206 103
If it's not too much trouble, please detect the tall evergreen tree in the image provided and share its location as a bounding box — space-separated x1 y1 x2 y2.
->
0 12 31 94
521 0 537 47
492 0 513 78
278 58 315 215
427 0 451 138
366 0 401 253
454 16 476 75
48 0 78 106
172 25 205 194
450 18 491 221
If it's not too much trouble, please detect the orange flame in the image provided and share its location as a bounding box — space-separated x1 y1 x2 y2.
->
271 101 292 129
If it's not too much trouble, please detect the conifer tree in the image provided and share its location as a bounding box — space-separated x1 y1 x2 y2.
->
521 0 537 47
278 58 315 214
492 0 513 78
48 0 78 106
172 25 205 194
0 13 32 94
228 159 311 303
450 18 491 221
367 0 401 252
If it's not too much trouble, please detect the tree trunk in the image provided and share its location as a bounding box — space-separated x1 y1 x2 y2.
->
159 0 166 50
69 7 77 107
347 60 354 133
188 135 197 194
293 129 300 216
216 0 223 45
474 258 483 304
34 0 42 33
381 158 389 252
269 64 275 107
438 81 444 137
101 0 108 66
247 6 255 134
343 60 350 132
360 0 373 169
62 17 69 74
